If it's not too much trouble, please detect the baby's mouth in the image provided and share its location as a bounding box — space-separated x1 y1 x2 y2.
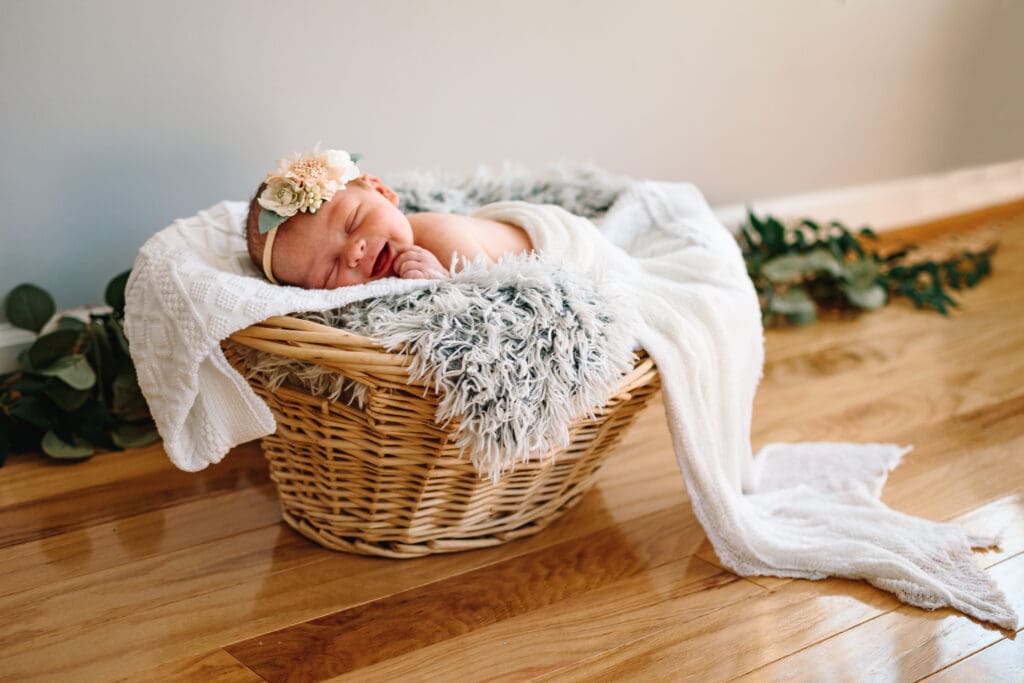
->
370 243 391 278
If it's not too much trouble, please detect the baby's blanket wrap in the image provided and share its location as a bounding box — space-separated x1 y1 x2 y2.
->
125 180 1018 630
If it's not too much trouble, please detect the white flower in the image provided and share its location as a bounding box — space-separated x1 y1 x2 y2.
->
258 176 303 217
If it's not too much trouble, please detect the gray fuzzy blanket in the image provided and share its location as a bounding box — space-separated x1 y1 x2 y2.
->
241 165 638 480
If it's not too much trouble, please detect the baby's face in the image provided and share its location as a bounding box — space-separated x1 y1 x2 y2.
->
269 178 414 288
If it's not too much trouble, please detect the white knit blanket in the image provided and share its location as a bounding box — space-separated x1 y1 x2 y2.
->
475 184 1017 630
125 182 1017 629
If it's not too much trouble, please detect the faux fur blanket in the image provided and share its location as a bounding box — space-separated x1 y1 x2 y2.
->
239 254 638 481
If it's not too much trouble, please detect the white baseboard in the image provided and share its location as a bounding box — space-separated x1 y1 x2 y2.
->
0 323 37 374
713 158 1024 234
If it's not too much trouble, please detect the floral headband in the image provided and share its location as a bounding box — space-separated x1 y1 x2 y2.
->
257 147 362 284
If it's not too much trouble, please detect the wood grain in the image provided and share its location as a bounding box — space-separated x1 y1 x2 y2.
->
926 635 1024 683
1 208 1022 682
739 553 1024 682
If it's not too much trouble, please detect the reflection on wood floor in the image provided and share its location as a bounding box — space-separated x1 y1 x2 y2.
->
1 204 1022 682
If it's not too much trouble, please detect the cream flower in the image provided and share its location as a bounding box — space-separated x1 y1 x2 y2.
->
258 176 303 217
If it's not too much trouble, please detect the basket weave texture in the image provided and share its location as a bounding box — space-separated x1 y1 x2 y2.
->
225 315 660 558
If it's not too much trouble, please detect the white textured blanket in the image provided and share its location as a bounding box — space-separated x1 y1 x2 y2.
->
124 201 434 471
126 181 1017 629
475 184 1017 630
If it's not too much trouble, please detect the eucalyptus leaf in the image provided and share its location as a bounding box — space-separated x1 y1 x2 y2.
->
22 329 80 371
41 430 94 459
5 283 55 333
113 365 149 420
44 383 91 411
841 284 887 310
785 310 819 326
769 287 817 316
37 355 96 390
9 394 55 429
111 423 160 449
762 249 841 282
842 259 880 290
11 376 49 393
761 254 808 282
89 317 116 400
73 400 117 449
57 316 87 331
104 270 130 315
110 318 131 355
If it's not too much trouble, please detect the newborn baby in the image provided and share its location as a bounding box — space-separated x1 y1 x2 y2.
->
246 148 532 288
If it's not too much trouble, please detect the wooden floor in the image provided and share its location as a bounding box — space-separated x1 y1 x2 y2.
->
2 208 1023 682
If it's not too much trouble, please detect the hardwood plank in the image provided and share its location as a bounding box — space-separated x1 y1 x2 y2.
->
751 311 1024 447
112 649 264 683
336 557 761 682
225 504 718 680
925 636 1024 683
0 442 269 548
739 553 1024 682
0 484 280 599
532 576 900 682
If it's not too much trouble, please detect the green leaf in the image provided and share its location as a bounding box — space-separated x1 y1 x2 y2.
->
21 329 80 371
9 394 55 429
841 284 887 310
72 400 117 449
258 208 287 234
10 375 48 393
785 310 819 326
109 318 130 355
44 383 91 412
87 317 116 402
5 284 55 333
113 365 150 421
762 249 842 282
41 430 94 459
104 270 131 315
57 316 87 331
111 422 160 449
37 354 96 390
769 287 817 317
842 259 880 290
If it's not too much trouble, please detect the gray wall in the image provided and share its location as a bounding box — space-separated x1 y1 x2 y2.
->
2 0 1022 312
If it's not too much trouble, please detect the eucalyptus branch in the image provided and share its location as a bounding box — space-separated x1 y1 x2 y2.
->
0 271 157 466
737 211 995 326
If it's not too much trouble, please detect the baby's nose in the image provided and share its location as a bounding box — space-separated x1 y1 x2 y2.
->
347 238 366 267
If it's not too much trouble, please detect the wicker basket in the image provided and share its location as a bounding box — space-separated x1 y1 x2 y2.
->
224 315 660 558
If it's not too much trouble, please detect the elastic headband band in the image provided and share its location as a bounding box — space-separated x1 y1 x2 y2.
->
262 225 280 284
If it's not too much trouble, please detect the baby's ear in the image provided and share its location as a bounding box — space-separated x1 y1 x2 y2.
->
361 174 399 206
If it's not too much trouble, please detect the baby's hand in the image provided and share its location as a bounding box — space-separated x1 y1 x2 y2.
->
393 245 449 280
